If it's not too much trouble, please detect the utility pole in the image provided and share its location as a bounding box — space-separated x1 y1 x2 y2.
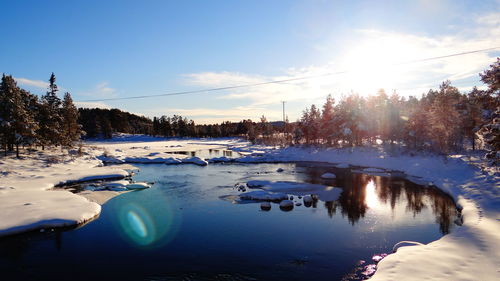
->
281 101 287 140
281 101 286 123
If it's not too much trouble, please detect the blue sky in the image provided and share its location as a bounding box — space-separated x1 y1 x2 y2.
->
1 0 499 123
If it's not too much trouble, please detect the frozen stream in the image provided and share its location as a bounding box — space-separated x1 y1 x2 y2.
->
0 162 458 280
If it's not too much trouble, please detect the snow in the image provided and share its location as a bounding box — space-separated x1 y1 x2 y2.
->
320 172 336 179
101 180 130 191
91 136 245 165
0 190 101 236
0 148 132 236
362 167 386 173
181 156 208 166
1 136 499 280
239 190 288 201
208 156 233 163
352 168 392 177
126 182 151 190
392 241 424 252
78 190 126 205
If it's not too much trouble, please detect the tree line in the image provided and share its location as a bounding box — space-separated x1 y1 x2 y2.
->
2 58 498 163
79 108 153 139
0 73 81 157
287 59 498 162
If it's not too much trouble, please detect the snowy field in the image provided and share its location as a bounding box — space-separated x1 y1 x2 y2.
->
1 134 498 280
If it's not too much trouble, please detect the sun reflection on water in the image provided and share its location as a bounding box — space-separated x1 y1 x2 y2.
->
365 180 379 209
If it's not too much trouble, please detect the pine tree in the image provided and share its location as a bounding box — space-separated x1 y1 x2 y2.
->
0 74 16 155
462 87 486 150
405 96 428 149
38 73 63 148
259 115 272 138
61 92 82 146
308 104 321 144
19 89 39 151
299 107 311 144
0 75 38 157
335 94 364 146
479 107 499 164
320 94 336 145
152 117 160 136
478 58 500 163
373 89 390 142
428 81 462 152
98 116 113 139
480 57 500 101
388 92 405 144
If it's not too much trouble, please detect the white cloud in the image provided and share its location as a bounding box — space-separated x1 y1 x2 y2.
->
476 12 500 26
183 72 264 87
78 82 117 98
14 77 49 89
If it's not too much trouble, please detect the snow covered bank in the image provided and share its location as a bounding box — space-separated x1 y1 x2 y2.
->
0 148 132 236
92 137 244 165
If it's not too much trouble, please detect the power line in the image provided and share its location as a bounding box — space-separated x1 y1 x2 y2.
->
78 46 500 102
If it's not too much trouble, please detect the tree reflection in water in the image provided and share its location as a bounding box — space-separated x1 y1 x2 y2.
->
298 163 457 234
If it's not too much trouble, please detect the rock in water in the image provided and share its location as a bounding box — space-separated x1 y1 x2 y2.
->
276 168 284 173
126 182 151 190
261 202 271 211
246 180 271 188
279 200 294 211
303 195 313 207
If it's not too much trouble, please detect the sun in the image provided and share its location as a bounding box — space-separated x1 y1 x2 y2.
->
337 37 413 96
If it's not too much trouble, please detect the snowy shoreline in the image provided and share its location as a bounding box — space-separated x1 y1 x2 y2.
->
1 137 498 280
0 149 133 237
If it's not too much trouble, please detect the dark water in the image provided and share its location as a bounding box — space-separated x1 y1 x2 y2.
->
0 162 458 281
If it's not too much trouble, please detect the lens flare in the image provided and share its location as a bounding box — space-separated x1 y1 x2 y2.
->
127 211 148 238
116 199 181 248
119 204 156 246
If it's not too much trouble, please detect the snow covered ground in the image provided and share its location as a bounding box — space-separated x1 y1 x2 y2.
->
1 134 498 280
0 147 134 236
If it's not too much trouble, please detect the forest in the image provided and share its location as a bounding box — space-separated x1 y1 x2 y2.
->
1 59 498 163
0 73 80 157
